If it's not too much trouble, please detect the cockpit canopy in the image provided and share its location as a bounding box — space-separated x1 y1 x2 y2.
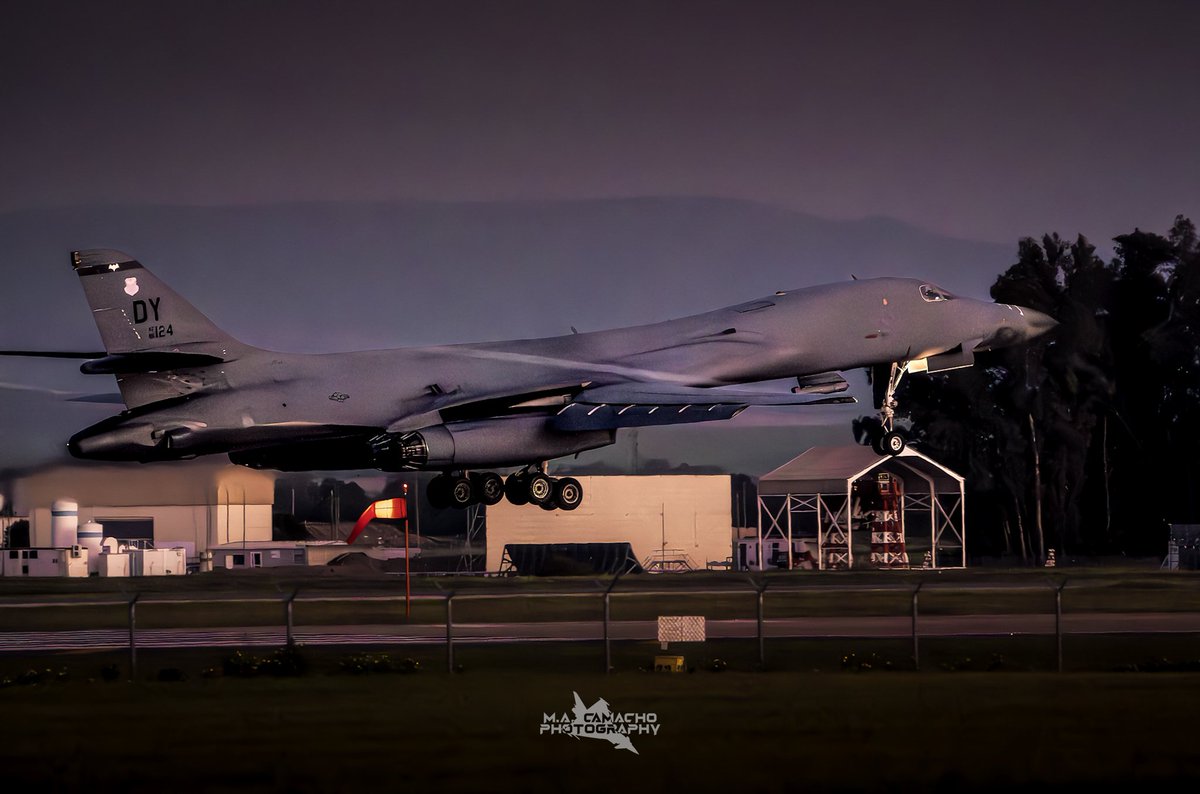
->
919 283 955 302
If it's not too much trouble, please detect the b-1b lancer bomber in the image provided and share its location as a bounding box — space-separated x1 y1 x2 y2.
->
8 250 1056 511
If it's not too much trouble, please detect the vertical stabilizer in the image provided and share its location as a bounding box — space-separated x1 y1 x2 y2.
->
71 249 242 356
71 249 253 409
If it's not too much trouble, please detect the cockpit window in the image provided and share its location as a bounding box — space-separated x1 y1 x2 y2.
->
919 284 954 302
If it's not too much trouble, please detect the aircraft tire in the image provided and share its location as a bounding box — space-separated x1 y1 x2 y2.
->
427 475 452 509
881 431 906 456
526 473 554 505
554 477 583 511
504 474 530 505
473 472 505 506
448 476 475 508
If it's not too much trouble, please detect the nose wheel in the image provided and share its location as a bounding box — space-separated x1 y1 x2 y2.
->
871 361 910 456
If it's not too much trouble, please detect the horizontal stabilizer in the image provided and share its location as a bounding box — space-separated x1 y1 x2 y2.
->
0 350 106 359
79 351 226 375
0 380 125 404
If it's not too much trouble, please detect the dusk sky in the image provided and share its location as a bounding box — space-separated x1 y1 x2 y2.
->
1 1 1197 471
4 0 1197 242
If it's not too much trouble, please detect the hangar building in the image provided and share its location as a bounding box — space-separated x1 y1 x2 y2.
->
1 460 275 565
753 445 966 570
486 475 733 573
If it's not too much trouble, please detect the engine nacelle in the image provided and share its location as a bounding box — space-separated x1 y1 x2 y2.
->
68 420 160 461
230 416 614 472
370 415 614 471
369 426 455 470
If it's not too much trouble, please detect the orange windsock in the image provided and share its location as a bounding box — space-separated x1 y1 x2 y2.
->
345 498 408 544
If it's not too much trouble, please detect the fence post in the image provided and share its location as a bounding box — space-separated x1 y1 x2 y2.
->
446 593 455 673
127 593 139 681
285 589 298 647
603 572 624 674
756 585 766 669
912 581 923 671
1055 580 1067 673
603 592 612 674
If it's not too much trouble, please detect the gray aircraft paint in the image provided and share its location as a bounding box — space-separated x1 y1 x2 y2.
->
61 249 1055 473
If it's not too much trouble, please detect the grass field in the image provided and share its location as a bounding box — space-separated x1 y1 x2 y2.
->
3 662 1200 792
3 566 1200 790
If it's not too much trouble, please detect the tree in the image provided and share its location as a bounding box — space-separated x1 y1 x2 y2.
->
5 519 30 548
892 220 1200 560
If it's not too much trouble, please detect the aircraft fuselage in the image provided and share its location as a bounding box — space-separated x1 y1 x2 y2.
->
66 270 1054 470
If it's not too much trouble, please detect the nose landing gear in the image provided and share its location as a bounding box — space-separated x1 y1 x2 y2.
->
871 361 910 456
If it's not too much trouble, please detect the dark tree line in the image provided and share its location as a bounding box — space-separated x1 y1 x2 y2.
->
892 216 1200 561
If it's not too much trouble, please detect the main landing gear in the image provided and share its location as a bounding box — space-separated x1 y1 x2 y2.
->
870 361 910 456
427 465 584 511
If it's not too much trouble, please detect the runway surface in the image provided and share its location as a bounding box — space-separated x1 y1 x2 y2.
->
1 612 1198 652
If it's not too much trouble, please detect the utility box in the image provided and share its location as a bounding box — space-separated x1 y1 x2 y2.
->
98 553 131 577
1 547 89 577
653 655 685 673
130 548 186 576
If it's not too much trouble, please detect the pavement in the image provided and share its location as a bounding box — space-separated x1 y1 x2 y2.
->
1 612 1198 652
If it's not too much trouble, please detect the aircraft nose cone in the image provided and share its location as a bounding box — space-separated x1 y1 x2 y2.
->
1022 308 1059 337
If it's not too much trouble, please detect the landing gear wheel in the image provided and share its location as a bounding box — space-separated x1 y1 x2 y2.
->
539 500 557 511
880 430 906 456
526 473 554 506
554 477 583 511
473 472 505 506
504 474 529 506
870 361 911 456
427 475 452 509
448 476 475 508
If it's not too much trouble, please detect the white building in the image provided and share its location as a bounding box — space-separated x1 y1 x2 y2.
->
2 546 89 577
486 475 734 573
209 541 350 569
2 460 276 566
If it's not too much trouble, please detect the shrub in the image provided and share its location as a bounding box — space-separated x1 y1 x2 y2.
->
840 652 896 672
338 653 420 675
222 647 308 678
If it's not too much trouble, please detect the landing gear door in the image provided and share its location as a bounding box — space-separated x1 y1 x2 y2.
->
925 339 982 373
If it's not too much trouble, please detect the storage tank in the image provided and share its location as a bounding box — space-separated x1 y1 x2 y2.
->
51 500 79 548
79 521 104 574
